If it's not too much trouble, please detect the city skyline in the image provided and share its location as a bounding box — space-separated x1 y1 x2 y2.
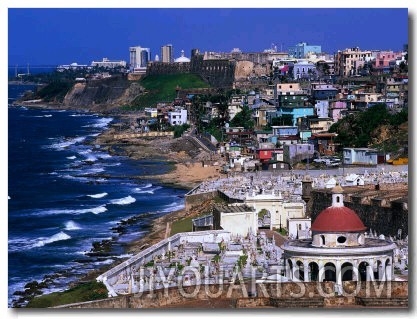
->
7 7 409 67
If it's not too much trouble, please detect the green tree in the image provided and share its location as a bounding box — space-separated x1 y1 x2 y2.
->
329 103 407 148
173 123 190 138
230 105 254 129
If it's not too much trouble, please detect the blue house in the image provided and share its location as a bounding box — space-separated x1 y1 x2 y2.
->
279 106 315 126
288 42 322 59
343 148 378 165
271 125 298 136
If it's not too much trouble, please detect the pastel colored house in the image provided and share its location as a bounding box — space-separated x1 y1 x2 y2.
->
330 101 348 122
168 108 187 125
343 148 378 166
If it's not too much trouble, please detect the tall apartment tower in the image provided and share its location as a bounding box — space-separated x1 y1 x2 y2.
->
334 47 372 77
129 46 151 70
161 44 174 63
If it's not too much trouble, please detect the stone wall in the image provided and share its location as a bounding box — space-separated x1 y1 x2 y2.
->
184 189 218 211
147 62 191 75
55 281 408 308
146 55 236 89
234 61 255 80
309 186 408 237
113 131 174 140
146 55 273 89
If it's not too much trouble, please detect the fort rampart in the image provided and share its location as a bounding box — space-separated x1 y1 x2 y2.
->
309 184 408 237
54 280 408 308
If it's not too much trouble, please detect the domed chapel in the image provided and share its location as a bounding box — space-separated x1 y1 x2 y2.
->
281 185 396 286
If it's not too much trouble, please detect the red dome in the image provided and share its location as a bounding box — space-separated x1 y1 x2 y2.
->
311 206 367 232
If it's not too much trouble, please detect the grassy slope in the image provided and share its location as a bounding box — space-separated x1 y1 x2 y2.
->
127 73 209 110
25 281 108 308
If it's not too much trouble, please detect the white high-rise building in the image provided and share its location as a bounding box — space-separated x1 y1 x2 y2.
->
129 46 151 71
161 44 174 63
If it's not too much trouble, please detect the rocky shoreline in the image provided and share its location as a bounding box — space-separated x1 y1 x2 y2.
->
10 100 224 307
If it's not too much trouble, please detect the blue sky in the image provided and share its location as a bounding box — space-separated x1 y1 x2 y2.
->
7 7 409 66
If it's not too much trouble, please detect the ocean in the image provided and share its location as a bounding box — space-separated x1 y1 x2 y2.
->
7 83 186 307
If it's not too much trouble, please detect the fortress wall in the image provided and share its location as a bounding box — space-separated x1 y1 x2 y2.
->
55 281 408 308
184 190 219 210
309 187 408 237
146 56 236 88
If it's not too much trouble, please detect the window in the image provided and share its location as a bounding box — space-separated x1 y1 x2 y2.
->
337 236 346 244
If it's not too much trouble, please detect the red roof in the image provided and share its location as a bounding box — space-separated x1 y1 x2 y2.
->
311 206 367 232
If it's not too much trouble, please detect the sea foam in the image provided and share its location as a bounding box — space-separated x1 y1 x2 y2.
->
133 185 161 194
36 205 107 216
49 136 86 150
64 220 82 230
87 192 108 199
110 195 136 205
33 231 71 247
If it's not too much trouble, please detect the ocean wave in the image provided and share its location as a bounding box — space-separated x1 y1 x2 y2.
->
93 259 117 266
133 185 161 194
87 192 108 199
33 231 71 248
78 149 98 162
34 114 53 118
70 113 90 117
59 173 107 184
35 205 108 216
97 153 112 159
114 253 134 259
64 220 82 230
83 117 113 129
161 200 185 213
109 195 136 205
102 162 121 167
60 174 91 182
49 136 86 150
79 167 105 175
66 155 77 160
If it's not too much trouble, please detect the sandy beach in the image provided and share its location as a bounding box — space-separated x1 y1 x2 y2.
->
92 119 225 188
